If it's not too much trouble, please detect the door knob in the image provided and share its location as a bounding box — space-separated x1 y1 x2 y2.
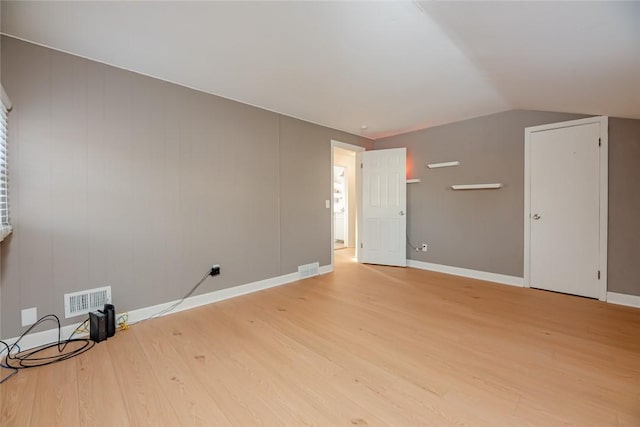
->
532 214 541 220
399 211 405 216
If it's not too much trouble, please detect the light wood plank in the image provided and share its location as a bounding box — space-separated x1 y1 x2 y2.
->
133 319 233 426
0 364 38 427
30 354 80 427
154 309 333 425
76 342 131 426
108 330 182 427
197 303 387 426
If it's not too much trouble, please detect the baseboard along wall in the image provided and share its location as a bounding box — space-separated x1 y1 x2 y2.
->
3 264 333 351
407 259 524 287
7 260 639 351
408 259 640 310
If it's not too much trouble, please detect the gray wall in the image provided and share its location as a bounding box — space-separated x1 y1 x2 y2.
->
608 118 640 296
375 110 640 297
278 116 367 272
0 36 370 337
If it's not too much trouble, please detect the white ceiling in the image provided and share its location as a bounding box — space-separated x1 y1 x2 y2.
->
1 1 639 139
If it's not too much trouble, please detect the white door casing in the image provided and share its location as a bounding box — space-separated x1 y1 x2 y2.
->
361 148 407 267
524 116 608 300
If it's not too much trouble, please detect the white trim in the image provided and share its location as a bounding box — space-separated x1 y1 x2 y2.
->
407 259 524 287
0 225 12 243
599 118 609 302
319 264 333 275
606 292 640 309
524 116 608 301
2 265 332 351
356 150 363 262
332 140 366 153
0 85 11 111
524 125 532 292
331 140 365 268
124 269 306 323
408 260 640 310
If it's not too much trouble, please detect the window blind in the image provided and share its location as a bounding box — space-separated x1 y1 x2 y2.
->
0 99 11 241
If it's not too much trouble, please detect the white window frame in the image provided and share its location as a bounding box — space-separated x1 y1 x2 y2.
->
0 84 12 242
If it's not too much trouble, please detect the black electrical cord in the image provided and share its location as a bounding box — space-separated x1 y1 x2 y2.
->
0 341 18 383
0 314 95 384
0 267 217 383
148 270 212 320
407 234 421 252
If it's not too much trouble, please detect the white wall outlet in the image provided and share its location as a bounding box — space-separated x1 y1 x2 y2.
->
21 307 38 326
421 243 428 252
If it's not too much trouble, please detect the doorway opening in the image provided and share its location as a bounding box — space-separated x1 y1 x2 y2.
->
331 141 364 268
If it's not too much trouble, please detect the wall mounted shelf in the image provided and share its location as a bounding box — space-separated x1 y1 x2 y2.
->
427 161 460 169
451 183 503 190
406 179 421 184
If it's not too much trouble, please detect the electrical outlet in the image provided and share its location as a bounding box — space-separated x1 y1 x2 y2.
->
421 243 428 252
21 307 38 326
210 264 221 276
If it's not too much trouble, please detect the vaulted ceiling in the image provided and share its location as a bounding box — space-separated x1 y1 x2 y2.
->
1 1 639 139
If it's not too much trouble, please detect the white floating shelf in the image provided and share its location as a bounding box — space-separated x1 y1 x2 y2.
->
451 183 503 190
427 161 460 169
406 179 421 184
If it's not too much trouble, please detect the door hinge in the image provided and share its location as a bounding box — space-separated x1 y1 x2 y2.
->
597 270 601 280
599 138 601 147
360 163 363 169
360 243 363 248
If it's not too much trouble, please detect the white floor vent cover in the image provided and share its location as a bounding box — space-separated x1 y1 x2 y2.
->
64 286 112 318
298 262 320 279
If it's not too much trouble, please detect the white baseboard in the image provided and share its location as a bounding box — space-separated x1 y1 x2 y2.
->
606 292 640 308
319 264 334 275
3 265 332 350
1 321 88 352
408 260 640 309
407 259 524 287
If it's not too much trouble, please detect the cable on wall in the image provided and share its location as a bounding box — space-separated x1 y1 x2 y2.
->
407 234 421 252
134 265 219 325
404 210 424 252
147 270 211 320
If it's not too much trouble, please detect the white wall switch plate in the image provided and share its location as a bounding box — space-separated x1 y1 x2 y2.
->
325 200 330 209
21 307 38 326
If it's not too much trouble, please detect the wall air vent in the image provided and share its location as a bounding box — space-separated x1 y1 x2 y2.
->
298 262 320 279
64 286 112 318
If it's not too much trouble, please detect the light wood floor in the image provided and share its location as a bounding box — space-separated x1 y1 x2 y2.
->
2 250 639 426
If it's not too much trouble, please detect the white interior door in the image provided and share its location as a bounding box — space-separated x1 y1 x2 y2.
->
527 119 606 299
361 148 406 267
